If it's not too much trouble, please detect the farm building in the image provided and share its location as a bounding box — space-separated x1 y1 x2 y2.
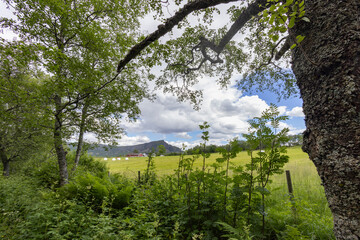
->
126 153 145 157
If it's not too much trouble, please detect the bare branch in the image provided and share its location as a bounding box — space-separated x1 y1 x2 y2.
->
256 36 288 70
116 0 240 73
275 36 291 60
63 0 270 112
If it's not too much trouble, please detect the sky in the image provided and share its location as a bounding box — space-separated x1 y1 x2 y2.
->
0 1 305 149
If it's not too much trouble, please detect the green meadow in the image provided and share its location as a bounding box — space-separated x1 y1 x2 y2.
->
98 146 320 189
97 146 333 231
97 146 327 203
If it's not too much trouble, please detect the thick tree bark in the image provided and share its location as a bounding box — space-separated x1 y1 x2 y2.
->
54 95 69 186
292 1 360 239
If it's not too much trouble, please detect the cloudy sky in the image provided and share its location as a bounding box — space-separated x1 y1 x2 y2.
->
109 1 306 149
0 1 305 149
112 77 305 149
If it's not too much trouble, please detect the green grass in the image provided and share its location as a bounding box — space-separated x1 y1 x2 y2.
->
95 146 332 216
96 146 316 179
96 147 325 202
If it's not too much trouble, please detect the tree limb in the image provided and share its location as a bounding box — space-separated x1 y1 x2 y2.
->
172 0 269 74
62 0 270 112
275 36 291 60
116 0 240 73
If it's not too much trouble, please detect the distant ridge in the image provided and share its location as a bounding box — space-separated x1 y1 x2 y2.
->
86 140 181 157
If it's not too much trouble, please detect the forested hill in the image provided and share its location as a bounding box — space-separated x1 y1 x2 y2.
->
84 140 181 157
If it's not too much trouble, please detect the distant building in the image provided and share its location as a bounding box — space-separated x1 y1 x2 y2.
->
126 153 145 157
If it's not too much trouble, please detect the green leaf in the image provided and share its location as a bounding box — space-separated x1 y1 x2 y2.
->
272 34 279 42
285 0 293 6
290 43 297 49
299 0 305 7
269 4 276 12
302 16 310 22
296 35 305 43
269 14 276 25
288 16 296 28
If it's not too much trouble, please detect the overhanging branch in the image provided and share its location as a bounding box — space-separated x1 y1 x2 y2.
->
62 0 271 112
174 0 268 74
116 0 240 73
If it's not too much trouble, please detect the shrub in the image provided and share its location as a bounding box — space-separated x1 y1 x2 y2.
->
60 173 133 212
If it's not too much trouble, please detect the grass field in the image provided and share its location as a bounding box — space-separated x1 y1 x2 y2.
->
96 146 334 237
95 147 323 199
95 146 331 216
96 146 319 185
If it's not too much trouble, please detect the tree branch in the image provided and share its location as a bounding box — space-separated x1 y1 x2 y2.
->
275 36 291 60
62 0 270 113
256 36 288 70
171 0 269 74
116 0 240 73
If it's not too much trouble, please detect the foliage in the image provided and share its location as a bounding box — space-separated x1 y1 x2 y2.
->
0 0 164 185
0 40 51 176
157 144 166 156
21 150 108 188
143 149 157 184
60 173 133 212
0 145 334 240
243 104 290 234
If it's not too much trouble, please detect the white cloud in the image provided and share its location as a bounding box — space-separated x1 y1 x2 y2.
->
122 75 282 144
277 122 305 135
286 106 304 117
81 133 151 146
116 135 152 146
278 106 287 115
175 132 192 139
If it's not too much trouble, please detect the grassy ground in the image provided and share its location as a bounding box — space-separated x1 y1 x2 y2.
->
95 147 325 201
96 146 317 180
95 146 332 217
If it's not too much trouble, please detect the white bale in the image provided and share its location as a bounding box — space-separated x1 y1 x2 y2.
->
104 158 108 161
112 158 116 161
117 158 121 160
125 157 129 160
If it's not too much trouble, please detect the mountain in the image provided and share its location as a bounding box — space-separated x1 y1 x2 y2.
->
85 140 182 157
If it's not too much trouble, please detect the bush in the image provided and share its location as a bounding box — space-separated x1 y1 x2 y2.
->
60 173 133 212
67 151 108 178
20 150 109 189
0 174 135 239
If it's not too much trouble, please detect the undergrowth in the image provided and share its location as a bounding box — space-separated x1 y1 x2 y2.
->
0 108 334 239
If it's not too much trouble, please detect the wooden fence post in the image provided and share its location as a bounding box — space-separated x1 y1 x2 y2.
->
138 171 141 184
286 170 297 220
286 170 294 200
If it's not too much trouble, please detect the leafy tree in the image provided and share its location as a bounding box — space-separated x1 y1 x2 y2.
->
157 144 166 156
109 0 359 237
288 133 303 146
0 40 51 176
1 0 161 185
243 104 289 234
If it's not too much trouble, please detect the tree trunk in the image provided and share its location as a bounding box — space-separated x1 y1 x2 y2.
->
54 95 68 186
72 101 89 172
0 144 10 177
291 1 360 239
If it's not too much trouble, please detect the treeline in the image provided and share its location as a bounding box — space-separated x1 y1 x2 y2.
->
184 133 303 155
